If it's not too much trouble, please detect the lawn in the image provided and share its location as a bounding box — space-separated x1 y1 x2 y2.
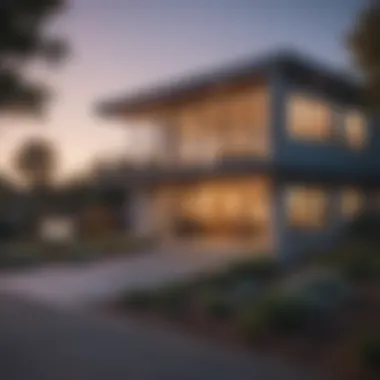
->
116 238 380 380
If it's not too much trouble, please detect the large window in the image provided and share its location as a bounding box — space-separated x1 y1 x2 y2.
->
287 94 332 142
286 186 328 228
175 178 270 237
177 86 270 164
343 110 367 149
178 107 220 164
341 188 364 219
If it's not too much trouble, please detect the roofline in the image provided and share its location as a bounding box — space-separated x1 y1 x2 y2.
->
96 49 363 118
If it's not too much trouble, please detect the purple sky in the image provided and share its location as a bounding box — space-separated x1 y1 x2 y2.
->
0 0 364 181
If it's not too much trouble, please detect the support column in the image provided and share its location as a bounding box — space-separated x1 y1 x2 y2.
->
146 186 178 248
130 188 155 238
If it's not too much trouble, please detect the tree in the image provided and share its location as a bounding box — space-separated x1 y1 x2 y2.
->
14 138 57 188
0 0 65 115
348 0 380 107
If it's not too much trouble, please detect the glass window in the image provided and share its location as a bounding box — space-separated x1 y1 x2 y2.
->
286 186 327 228
344 110 367 149
341 188 364 218
287 95 332 142
178 86 270 163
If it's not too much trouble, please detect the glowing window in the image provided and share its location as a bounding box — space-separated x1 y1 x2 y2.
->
344 110 367 149
287 95 332 141
286 186 327 228
341 188 364 218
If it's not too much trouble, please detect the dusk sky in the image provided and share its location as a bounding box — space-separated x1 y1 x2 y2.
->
0 0 364 181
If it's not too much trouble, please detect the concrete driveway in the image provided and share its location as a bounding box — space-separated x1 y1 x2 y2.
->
0 293 320 380
0 250 238 308
0 250 323 380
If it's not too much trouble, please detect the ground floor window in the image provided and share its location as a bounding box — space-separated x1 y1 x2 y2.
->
341 188 364 219
172 178 271 239
286 186 328 229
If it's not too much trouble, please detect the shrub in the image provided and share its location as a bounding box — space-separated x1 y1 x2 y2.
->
201 290 233 320
342 256 380 282
193 271 237 291
262 294 312 333
0 242 42 268
155 283 190 316
227 279 263 309
237 307 268 343
229 258 279 282
348 212 380 242
359 336 380 372
237 292 312 338
282 270 351 313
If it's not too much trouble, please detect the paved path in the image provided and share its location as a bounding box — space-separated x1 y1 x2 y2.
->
0 293 319 380
0 250 245 308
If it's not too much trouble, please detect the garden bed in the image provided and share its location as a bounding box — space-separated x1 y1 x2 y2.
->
113 244 380 380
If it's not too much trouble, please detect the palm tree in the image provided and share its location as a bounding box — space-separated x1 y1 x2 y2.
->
14 138 58 189
13 138 59 233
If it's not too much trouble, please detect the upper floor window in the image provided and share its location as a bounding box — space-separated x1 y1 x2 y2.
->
343 110 367 149
177 86 270 163
286 186 327 228
287 94 332 142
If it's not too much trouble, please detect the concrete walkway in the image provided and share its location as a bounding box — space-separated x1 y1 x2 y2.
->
0 293 319 380
0 250 238 308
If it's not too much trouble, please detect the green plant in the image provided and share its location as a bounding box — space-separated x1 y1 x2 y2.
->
192 271 237 291
155 283 190 316
348 213 380 242
229 258 278 281
283 270 351 313
341 256 380 282
201 290 233 320
359 336 380 372
237 307 268 343
262 294 312 333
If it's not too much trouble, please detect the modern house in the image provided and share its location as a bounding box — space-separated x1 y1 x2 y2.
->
96 51 380 261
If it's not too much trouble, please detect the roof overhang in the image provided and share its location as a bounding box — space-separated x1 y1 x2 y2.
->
96 49 364 120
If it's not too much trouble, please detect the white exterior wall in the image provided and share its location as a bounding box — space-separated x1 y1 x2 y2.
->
130 189 155 238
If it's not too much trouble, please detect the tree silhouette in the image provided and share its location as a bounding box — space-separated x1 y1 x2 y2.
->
0 0 66 115
14 138 57 188
348 0 380 107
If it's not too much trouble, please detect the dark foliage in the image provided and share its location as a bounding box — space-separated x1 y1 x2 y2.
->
0 0 65 114
348 1 380 108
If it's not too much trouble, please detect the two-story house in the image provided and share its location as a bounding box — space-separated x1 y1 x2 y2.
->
96 51 380 261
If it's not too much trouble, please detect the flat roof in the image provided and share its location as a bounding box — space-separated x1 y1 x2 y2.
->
96 49 364 118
